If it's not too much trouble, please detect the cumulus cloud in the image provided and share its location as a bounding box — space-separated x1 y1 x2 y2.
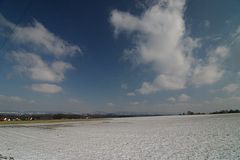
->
0 14 81 94
9 51 73 82
137 75 187 94
110 0 229 94
178 94 190 102
31 83 62 94
0 14 81 57
167 97 176 103
191 46 229 86
222 83 239 93
111 0 196 94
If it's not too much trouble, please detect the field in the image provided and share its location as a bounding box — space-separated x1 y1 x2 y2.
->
0 114 240 160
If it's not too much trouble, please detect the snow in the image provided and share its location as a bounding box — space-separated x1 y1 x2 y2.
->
0 114 240 160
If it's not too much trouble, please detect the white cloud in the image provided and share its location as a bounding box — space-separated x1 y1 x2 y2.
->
0 95 24 103
222 83 239 93
167 97 176 103
137 74 186 94
127 92 136 96
9 51 73 82
0 14 79 95
191 46 229 86
0 95 34 105
178 94 190 102
110 1 229 94
111 0 198 94
31 83 62 94
0 14 81 57
167 94 190 103
230 26 240 45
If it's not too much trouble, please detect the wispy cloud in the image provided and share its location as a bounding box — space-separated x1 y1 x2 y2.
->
107 102 114 106
222 83 239 93
167 97 176 103
167 94 190 103
9 51 73 82
204 20 210 28
178 94 190 103
31 83 62 94
191 46 229 86
68 98 82 106
0 94 35 106
0 14 81 57
127 92 136 96
130 101 140 105
121 83 128 90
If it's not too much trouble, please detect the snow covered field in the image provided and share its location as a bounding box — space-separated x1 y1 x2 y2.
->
0 114 240 160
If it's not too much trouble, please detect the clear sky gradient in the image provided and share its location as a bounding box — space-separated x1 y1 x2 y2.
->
0 0 240 113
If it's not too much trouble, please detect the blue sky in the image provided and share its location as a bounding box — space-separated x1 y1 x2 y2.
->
0 0 240 113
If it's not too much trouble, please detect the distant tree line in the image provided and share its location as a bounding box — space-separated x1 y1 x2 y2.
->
0 109 239 121
0 113 163 121
180 109 240 115
181 111 206 115
210 109 240 114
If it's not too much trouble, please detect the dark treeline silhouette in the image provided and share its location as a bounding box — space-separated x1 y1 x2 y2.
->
210 109 240 114
180 109 240 115
0 109 239 121
181 111 206 115
0 113 163 121
0 113 87 121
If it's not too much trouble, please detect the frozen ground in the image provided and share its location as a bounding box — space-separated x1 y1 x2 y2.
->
0 114 240 160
